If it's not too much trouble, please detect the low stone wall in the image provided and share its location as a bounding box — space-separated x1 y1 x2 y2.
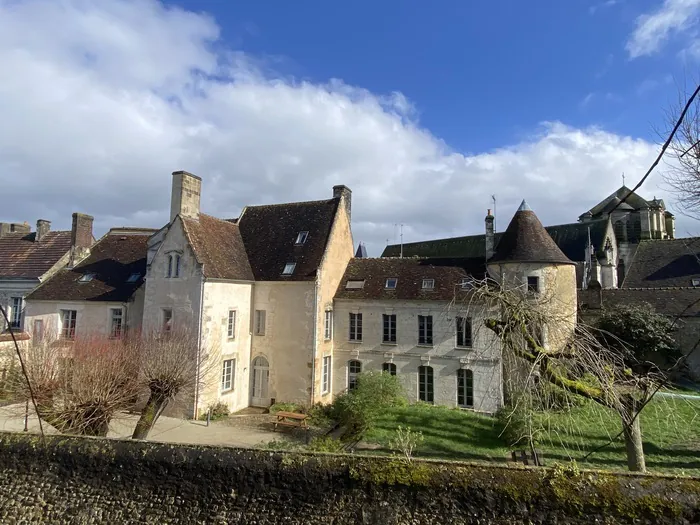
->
0 432 698 524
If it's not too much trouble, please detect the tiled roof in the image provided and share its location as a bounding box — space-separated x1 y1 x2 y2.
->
26 231 155 302
0 231 72 279
181 214 254 281
489 204 573 265
238 198 340 281
334 257 486 300
580 288 700 317
621 238 700 289
583 186 652 218
381 219 608 263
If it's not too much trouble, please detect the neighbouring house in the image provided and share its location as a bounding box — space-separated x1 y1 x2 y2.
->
0 214 93 351
142 171 354 417
24 227 155 342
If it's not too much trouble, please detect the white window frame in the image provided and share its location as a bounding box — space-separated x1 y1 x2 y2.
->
9 297 23 329
456 316 472 348
422 279 435 290
127 273 141 283
60 309 77 339
254 310 266 336
385 278 398 289
221 359 235 392
227 310 236 340
349 312 362 342
109 308 124 339
322 356 331 394
418 315 433 346
295 231 309 245
418 365 434 403
345 280 365 289
347 359 362 390
324 310 333 340
282 262 296 275
78 273 95 283
457 369 474 408
382 313 397 344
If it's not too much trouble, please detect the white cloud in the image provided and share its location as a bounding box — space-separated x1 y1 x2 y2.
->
0 0 691 257
626 0 700 58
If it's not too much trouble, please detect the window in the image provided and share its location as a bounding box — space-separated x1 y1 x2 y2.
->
162 308 173 333
418 315 433 345
527 276 540 293
221 359 235 391
126 273 141 283
227 310 236 339
349 312 363 341
324 310 333 340
282 262 296 275
166 255 172 278
9 297 23 329
422 279 435 290
456 316 472 347
418 366 434 403
459 278 473 290
693 278 700 287
32 319 44 342
322 356 331 393
345 280 365 289
78 273 95 283
110 308 124 339
457 369 474 408
174 254 181 277
295 231 309 245
382 314 397 343
348 360 362 390
60 310 77 339
382 362 397 376
385 278 397 289
254 310 266 336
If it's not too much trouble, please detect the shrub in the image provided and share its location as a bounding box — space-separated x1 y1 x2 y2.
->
307 436 344 453
496 402 539 449
390 425 424 462
307 403 334 427
269 402 305 414
200 402 229 421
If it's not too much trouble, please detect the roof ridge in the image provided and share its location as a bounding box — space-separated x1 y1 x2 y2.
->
244 197 337 209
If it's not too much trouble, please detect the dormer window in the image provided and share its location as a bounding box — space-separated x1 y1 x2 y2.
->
78 273 95 283
422 279 435 290
282 262 296 275
692 278 700 287
127 273 141 283
295 231 309 245
346 280 365 289
385 278 397 289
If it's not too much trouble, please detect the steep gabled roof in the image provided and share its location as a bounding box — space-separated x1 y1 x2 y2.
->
621 238 700 289
582 186 652 219
335 257 484 300
26 230 156 302
0 231 72 279
238 198 340 281
180 214 253 281
489 201 573 265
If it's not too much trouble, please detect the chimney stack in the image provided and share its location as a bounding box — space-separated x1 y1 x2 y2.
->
0 222 31 238
485 209 495 260
70 212 94 266
171 171 201 222
333 185 352 223
35 219 50 242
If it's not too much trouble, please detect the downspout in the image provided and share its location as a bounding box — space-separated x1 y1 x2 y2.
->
193 272 205 419
310 270 319 406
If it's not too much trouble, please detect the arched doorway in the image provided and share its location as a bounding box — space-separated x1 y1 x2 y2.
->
251 356 270 407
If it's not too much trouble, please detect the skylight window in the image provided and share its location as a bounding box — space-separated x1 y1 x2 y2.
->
127 273 141 283
282 262 296 275
295 231 309 245
422 279 435 290
385 278 397 289
78 273 95 283
346 280 365 289
692 278 700 287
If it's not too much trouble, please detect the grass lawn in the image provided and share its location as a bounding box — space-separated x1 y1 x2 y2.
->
365 398 700 475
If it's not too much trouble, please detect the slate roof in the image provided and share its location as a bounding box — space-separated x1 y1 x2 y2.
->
489 203 573 264
582 186 653 218
335 257 486 301
27 230 156 302
0 231 72 279
181 214 254 281
579 288 700 317
381 219 608 263
621 238 700 289
238 198 340 281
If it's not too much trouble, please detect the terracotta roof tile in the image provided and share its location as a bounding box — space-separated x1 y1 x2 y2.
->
0 231 72 279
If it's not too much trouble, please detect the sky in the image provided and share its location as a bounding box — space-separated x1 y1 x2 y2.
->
2 0 700 256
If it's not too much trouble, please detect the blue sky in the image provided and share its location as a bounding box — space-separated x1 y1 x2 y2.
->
2 0 700 254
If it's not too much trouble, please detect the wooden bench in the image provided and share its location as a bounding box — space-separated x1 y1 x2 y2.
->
273 411 309 431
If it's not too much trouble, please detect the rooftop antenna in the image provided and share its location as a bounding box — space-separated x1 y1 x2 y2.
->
491 194 497 233
622 172 625 186
400 223 404 258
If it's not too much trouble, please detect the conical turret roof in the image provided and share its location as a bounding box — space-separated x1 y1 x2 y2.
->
489 200 573 265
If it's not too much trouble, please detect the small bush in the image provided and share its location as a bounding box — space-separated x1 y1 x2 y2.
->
307 403 334 427
307 435 344 453
390 425 424 462
496 402 539 448
261 439 300 451
200 402 229 421
269 402 305 414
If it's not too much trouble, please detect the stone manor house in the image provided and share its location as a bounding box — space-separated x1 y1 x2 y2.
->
1 172 699 418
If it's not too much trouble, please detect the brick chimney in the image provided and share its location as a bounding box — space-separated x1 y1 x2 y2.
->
333 185 352 223
171 171 201 222
485 209 495 260
35 219 50 242
70 212 94 266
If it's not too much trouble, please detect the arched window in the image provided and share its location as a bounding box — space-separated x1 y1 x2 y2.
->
418 365 433 403
457 369 474 408
348 360 362 390
382 362 396 376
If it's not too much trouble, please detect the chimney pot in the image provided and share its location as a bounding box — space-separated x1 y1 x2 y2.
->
171 171 202 222
485 209 495 260
35 220 51 242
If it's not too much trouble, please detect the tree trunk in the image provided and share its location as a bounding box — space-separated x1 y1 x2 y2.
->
620 407 646 472
132 392 169 440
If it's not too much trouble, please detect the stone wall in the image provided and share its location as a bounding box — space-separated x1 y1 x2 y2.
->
0 432 698 524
